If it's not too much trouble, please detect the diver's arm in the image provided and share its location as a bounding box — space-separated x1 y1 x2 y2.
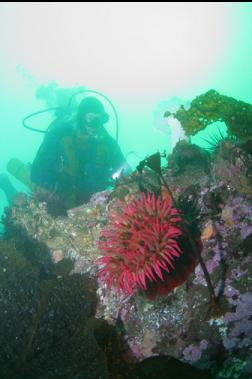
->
109 140 132 176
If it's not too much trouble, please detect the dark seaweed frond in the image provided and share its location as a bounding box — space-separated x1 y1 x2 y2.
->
176 185 202 238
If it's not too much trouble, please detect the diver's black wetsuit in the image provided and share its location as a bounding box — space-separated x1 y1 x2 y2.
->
31 120 129 208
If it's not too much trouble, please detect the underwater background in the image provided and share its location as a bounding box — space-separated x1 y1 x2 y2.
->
0 2 252 226
0 4 252 379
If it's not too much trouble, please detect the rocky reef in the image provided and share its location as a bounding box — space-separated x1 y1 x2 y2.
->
1 133 252 378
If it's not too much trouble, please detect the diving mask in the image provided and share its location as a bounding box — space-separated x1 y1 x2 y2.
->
84 110 109 127
86 118 103 129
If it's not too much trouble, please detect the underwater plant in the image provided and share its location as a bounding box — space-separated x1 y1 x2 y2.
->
169 89 252 140
96 191 201 299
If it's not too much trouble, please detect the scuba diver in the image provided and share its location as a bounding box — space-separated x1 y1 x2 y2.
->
3 90 130 215
30 96 131 210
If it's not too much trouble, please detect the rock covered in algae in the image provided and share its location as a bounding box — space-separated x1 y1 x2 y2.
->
0 236 111 379
2 135 252 379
